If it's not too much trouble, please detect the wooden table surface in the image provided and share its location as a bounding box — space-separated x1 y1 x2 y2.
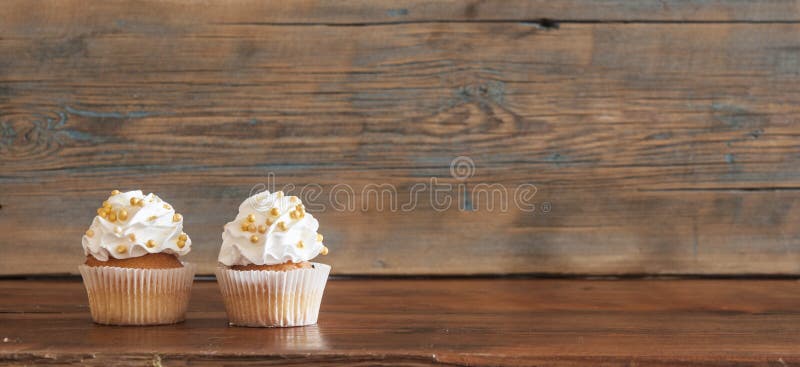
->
1 279 800 366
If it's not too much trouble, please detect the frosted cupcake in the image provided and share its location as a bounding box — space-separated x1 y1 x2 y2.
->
79 190 195 325
216 190 330 327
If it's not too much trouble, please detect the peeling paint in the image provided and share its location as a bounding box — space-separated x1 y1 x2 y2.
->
65 106 160 119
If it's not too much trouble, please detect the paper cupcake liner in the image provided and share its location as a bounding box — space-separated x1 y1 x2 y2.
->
78 263 195 325
215 263 330 327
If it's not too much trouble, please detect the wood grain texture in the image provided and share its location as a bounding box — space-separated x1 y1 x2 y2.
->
1 1 800 275
2 279 800 366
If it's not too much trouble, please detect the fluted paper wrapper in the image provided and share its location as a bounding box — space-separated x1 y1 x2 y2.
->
215 263 330 327
78 264 195 325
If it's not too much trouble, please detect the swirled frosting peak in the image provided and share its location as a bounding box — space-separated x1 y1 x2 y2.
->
219 191 328 266
82 190 191 261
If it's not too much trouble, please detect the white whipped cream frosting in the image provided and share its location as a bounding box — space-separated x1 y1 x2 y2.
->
82 190 191 261
219 191 325 266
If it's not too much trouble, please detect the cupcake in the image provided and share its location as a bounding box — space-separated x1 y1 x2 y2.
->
216 190 330 327
78 190 195 325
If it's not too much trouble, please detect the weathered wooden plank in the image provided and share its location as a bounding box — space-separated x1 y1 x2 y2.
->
3 0 800 27
2 279 800 366
1 6 799 275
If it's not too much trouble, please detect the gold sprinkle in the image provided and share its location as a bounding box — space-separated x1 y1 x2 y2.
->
107 212 117 222
240 222 250 231
173 213 182 222
265 218 274 226
320 246 329 255
130 197 139 206
99 211 108 219
297 240 304 249
96 208 104 215
116 245 127 254
257 224 267 233
178 233 188 241
137 200 145 207
290 210 299 219
299 211 305 218
246 214 256 222
163 204 171 210
128 233 136 241
177 240 186 249
276 191 284 198
277 221 287 231
103 207 112 214
317 233 323 242
148 215 157 221
290 196 297 203
118 209 128 221
270 208 279 216
250 235 259 243
295 204 303 211
111 189 120 196
102 200 111 208
247 223 257 233
85 229 94 238
146 240 156 248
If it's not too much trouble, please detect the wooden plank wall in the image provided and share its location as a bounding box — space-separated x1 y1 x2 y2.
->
1 1 799 276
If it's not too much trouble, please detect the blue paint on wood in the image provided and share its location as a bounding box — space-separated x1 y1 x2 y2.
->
386 8 409 17
65 106 160 119
546 152 568 167
725 154 735 164
61 129 98 142
462 188 474 211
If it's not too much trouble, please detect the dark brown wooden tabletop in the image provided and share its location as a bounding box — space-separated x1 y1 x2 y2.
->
0 279 799 366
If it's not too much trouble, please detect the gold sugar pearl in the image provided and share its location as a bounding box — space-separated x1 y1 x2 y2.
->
103 207 112 214
178 233 188 241
177 240 186 249
128 233 136 241
118 209 128 221
250 235 259 243
85 229 94 238
277 221 287 231
96 208 104 215
107 212 117 222
265 218 274 226
299 211 305 218
290 196 297 203
297 240 304 249
289 210 299 219
148 215 157 221
246 214 256 223
257 224 267 234
130 197 139 206
247 223 257 233
276 191 284 198
111 190 120 196
116 245 127 254
317 233 323 242
173 213 182 222
320 246 329 255
270 208 279 216
163 204 171 210
296 204 303 211
240 222 250 231
102 200 111 208
146 240 156 248
99 211 108 219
